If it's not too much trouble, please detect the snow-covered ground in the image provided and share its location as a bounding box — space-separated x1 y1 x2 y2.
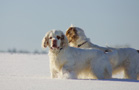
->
0 53 138 90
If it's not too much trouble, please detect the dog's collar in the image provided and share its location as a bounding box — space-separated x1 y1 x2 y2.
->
77 41 87 47
50 47 63 53
60 48 63 51
58 47 63 53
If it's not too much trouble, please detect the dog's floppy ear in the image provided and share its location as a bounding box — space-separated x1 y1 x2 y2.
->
61 34 68 47
42 31 50 48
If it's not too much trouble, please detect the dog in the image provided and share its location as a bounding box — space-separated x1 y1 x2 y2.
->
66 26 139 80
42 30 112 79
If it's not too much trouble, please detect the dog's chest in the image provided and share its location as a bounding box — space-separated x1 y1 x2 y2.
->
50 54 67 70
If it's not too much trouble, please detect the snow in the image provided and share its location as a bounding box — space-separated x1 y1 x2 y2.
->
0 53 139 90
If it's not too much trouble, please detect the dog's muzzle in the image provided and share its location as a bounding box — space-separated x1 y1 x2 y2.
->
51 40 59 49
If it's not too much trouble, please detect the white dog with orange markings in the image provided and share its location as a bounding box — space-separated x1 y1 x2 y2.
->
66 26 139 80
42 30 112 79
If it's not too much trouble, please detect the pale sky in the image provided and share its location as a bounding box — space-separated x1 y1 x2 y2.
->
0 0 139 52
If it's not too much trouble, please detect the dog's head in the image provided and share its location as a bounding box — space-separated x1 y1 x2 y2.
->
66 26 86 46
42 30 68 52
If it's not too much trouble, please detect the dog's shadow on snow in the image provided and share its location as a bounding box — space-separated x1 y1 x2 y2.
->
78 78 139 83
99 78 139 82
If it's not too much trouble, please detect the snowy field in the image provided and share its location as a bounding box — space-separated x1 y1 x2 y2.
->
0 53 139 90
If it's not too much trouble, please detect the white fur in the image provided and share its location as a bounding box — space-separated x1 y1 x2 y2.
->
42 30 112 79
67 27 139 80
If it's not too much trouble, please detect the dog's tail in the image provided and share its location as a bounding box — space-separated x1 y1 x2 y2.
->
137 50 139 53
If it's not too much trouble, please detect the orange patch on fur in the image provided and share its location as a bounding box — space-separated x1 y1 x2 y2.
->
66 27 79 43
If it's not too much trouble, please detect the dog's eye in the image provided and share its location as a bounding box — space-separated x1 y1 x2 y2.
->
67 31 70 34
57 36 61 40
49 37 52 39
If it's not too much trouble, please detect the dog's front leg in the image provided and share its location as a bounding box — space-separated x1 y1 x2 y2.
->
61 65 77 79
50 66 59 78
